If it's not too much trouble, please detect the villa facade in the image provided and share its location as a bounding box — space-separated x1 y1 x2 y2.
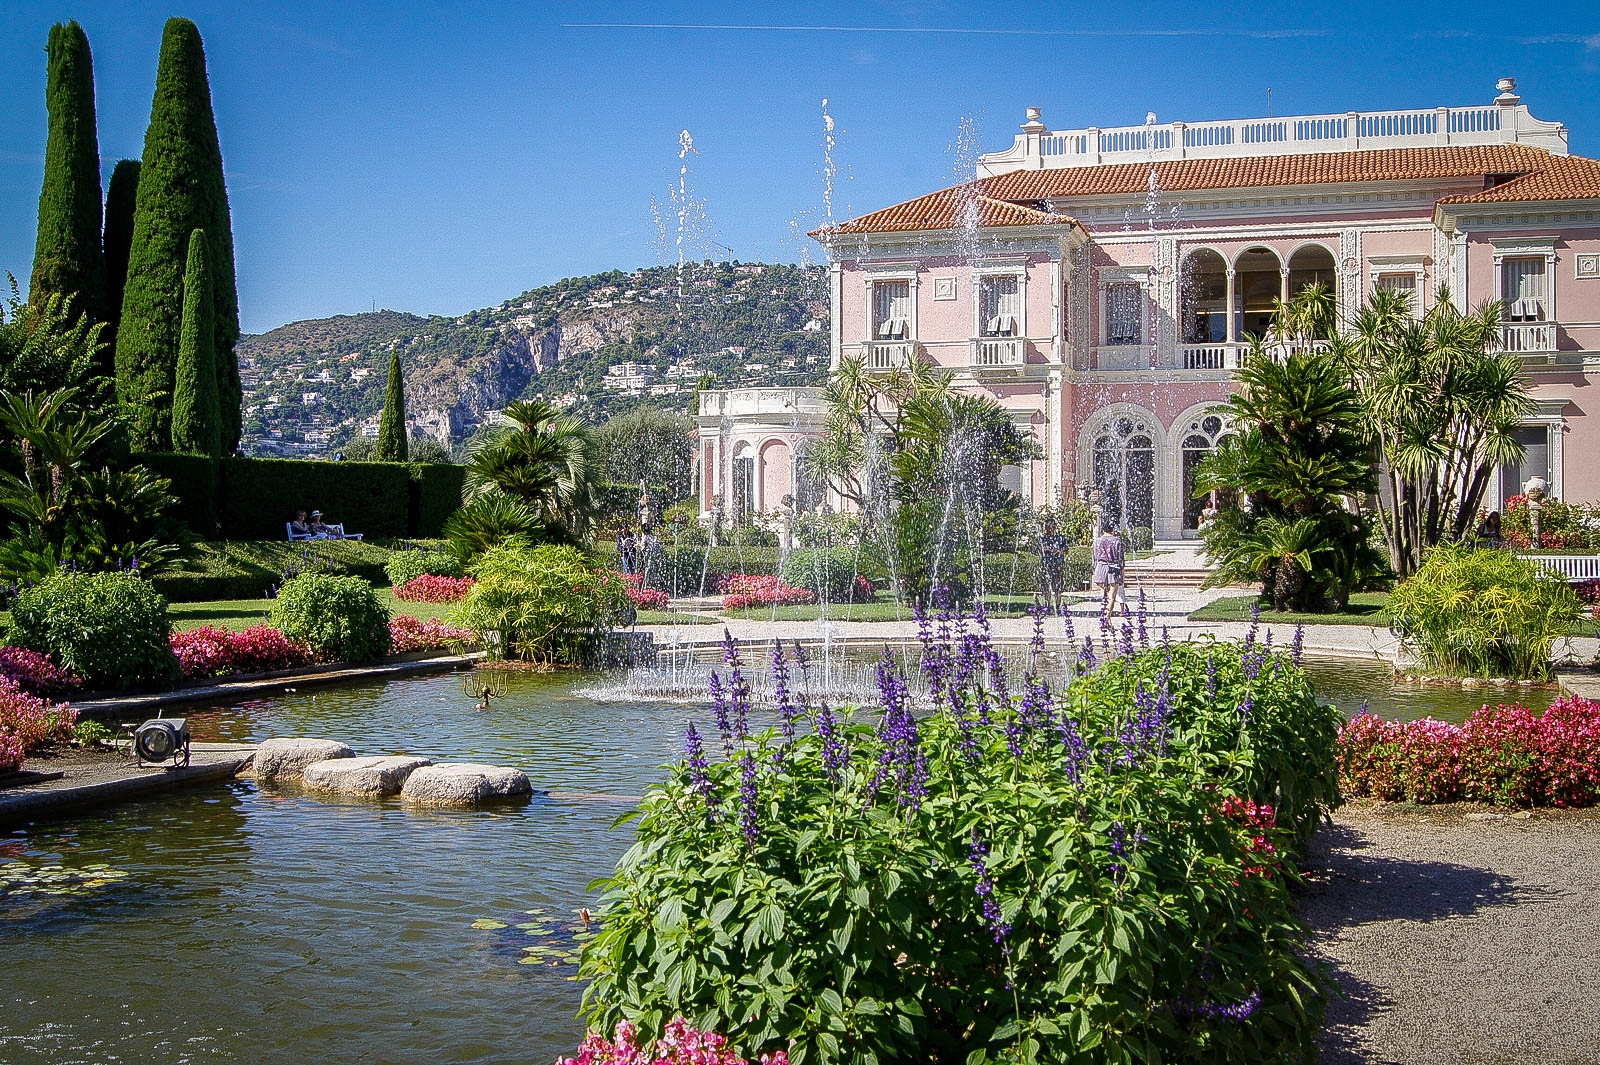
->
698 81 1600 539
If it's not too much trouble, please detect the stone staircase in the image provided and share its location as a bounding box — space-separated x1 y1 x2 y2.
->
1122 541 1216 588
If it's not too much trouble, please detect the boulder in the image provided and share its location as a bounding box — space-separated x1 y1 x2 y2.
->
400 762 533 806
251 738 355 782
302 755 432 797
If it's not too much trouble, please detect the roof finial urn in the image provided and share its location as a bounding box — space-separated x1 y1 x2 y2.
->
1021 106 1046 133
1495 77 1519 102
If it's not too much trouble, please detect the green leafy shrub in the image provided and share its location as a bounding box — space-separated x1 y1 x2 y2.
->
1389 545 1582 680
10 570 178 690
151 539 394 601
704 546 779 579
779 548 868 602
1128 526 1154 552
455 543 629 663
268 572 391 663
642 545 715 597
582 635 1332 1065
384 546 464 586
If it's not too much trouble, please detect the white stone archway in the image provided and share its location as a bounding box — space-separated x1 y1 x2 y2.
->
1170 401 1237 536
1076 403 1166 537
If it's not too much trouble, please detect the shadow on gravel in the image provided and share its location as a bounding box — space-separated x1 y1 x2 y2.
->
1298 822 1537 927
1299 821 1554 1065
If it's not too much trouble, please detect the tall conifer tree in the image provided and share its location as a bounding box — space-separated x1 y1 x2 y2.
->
115 18 240 451
101 159 141 368
30 21 105 325
171 229 220 456
376 347 408 461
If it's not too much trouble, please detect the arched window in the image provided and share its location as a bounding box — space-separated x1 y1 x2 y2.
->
1233 246 1283 339
1180 412 1234 529
1180 249 1229 344
1093 416 1156 533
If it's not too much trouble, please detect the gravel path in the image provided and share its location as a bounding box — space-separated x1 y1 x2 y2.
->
1302 803 1600 1065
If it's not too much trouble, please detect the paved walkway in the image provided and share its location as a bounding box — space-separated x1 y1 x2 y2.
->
641 582 1600 668
0 743 256 827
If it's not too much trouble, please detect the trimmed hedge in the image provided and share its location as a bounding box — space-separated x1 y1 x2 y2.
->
150 539 396 602
132 453 466 540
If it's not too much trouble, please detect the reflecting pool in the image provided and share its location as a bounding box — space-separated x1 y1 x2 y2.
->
0 656 1557 1063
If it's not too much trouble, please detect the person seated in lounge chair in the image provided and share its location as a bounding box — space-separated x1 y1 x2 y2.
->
289 510 314 539
308 510 344 540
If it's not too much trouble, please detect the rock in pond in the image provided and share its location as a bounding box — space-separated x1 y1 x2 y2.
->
302 755 432 797
400 762 533 806
251 738 356 782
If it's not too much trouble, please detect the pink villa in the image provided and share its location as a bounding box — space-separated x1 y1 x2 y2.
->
697 81 1600 539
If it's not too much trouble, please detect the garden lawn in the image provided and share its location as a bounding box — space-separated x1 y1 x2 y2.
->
633 609 722 626
1189 592 1393 627
168 590 459 632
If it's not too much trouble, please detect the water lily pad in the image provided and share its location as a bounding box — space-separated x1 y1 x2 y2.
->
471 918 508 930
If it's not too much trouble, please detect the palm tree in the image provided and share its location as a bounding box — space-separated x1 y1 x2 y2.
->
458 400 599 548
1336 287 1533 577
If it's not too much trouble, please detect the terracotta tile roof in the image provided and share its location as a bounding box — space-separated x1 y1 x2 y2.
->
821 144 1600 237
977 144 1556 200
1437 153 1600 204
816 185 1080 237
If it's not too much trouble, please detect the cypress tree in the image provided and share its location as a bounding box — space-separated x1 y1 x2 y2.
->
171 229 220 456
30 20 105 325
376 347 408 461
115 18 240 451
101 158 141 368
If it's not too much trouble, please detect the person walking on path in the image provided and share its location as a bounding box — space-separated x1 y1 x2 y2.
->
1092 526 1127 625
1038 517 1069 613
617 527 638 576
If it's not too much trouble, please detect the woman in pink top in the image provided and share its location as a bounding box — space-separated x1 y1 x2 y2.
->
1092 527 1127 624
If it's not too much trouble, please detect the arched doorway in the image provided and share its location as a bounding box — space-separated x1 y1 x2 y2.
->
1092 415 1156 534
758 438 791 513
1233 246 1283 339
1180 249 1229 344
730 442 754 520
1179 411 1234 531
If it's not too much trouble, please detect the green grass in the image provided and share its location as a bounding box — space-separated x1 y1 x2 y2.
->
634 609 724 626
1187 593 1394 628
168 590 458 632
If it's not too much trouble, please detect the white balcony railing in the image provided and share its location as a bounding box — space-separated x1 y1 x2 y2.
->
1179 344 1242 370
977 95 1569 176
971 336 1024 372
1496 322 1558 355
859 340 917 371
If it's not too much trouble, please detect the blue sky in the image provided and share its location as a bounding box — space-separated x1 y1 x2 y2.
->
3 1 1598 334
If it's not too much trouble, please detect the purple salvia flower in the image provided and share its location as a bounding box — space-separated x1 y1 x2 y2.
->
1291 623 1304 666
1119 615 1136 659
737 751 759 845
1029 600 1046 665
684 721 715 819
721 627 743 669
708 671 735 755
1244 602 1261 651
1205 654 1218 701
1061 602 1076 648
813 702 846 782
1078 635 1098 672
1238 692 1254 725
1057 716 1088 785
1137 588 1149 648
968 830 1012 947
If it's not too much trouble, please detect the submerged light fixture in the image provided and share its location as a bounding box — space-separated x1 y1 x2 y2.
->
133 717 191 768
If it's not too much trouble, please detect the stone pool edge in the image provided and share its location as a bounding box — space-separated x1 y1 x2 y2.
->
0 744 257 828
67 652 485 721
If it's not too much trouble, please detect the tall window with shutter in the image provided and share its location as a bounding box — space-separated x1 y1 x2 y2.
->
872 281 912 339
1106 283 1142 345
978 275 1020 336
1502 257 1547 321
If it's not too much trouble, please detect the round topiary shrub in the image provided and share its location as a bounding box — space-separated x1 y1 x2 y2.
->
269 573 391 663
9 570 178 691
1128 525 1155 552
384 547 464 587
778 547 867 602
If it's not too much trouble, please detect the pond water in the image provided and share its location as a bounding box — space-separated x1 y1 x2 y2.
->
0 656 1556 1064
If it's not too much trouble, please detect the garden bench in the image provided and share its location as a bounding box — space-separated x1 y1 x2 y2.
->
285 522 363 542
1522 554 1600 582
286 522 314 541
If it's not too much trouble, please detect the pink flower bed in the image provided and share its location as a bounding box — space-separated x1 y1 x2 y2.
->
394 574 477 603
170 626 313 680
559 1018 787 1065
718 574 817 611
614 572 670 611
1339 696 1600 807
0 647 80 697
388 615 475 654
0 677 77 774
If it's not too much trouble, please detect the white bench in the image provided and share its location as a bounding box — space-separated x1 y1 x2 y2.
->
285 522 363 542
1522 554 1600 582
